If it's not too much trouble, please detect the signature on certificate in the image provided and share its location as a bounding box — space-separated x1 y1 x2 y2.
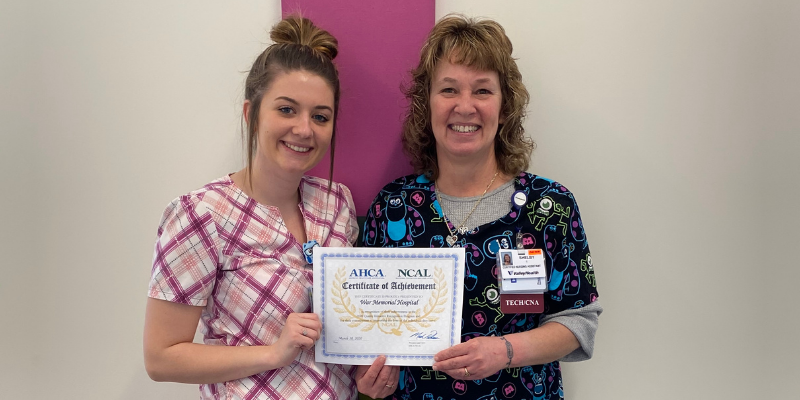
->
409 330 440 340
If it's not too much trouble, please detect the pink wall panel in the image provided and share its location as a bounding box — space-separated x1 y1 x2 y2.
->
281 0 434 215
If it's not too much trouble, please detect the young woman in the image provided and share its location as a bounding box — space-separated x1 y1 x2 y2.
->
144 16 397 400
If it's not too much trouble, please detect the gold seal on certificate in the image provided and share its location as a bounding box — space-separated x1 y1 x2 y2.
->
313 247 465 366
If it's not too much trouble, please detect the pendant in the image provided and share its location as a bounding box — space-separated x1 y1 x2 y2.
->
458 227 468 235
446 234 458 247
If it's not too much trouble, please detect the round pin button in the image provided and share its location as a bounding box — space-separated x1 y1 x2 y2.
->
512 191 527 208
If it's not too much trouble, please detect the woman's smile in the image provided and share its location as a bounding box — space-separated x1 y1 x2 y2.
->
449 124 480 133
283 141 312 153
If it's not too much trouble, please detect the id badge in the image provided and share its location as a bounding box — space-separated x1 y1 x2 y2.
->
497 249 548 313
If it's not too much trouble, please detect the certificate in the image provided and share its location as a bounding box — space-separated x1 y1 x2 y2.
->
313 247 465 366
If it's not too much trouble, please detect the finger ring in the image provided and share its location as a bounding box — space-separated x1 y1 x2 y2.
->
385 384 394 388
463 367 470 377
302 329 307 336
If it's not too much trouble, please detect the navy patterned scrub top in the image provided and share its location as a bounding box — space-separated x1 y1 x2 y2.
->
362 172 599 400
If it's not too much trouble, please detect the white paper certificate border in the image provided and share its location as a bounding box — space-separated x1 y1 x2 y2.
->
313 248 465 366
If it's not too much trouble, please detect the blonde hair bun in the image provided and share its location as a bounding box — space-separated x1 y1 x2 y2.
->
270 16 338 60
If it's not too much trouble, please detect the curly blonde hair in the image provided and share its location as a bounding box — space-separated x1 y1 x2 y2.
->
402 15 534 180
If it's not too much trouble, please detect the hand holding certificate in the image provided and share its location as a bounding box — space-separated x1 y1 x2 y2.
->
313 248 465 366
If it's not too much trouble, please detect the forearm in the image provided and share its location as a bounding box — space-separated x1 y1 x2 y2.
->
504 322 580 367
540 300 603 361
144 297 295 384
145 341 283 384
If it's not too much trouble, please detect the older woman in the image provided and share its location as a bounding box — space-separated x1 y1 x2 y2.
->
362 15 601 399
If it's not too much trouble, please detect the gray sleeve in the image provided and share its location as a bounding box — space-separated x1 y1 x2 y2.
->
540 300 603 362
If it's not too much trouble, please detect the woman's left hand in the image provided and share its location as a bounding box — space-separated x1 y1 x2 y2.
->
355 355 400 399
432 336 509 380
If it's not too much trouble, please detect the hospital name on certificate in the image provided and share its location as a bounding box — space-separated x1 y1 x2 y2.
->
330 266 447 336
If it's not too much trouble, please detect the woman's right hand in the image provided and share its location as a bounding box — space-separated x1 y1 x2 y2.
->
355 355 400 399
271 313 321 368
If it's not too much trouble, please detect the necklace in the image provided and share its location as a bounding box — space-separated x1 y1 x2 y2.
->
435 171 498 247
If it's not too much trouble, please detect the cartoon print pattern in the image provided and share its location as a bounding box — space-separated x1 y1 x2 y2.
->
363 173 598 399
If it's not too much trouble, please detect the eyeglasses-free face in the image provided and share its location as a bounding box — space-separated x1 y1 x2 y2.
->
429 61 504 166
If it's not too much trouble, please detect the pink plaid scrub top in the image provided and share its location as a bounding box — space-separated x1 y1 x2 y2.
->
148 175 359 400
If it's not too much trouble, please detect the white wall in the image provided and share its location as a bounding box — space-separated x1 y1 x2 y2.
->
0 1 280 399
1 1 797 399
